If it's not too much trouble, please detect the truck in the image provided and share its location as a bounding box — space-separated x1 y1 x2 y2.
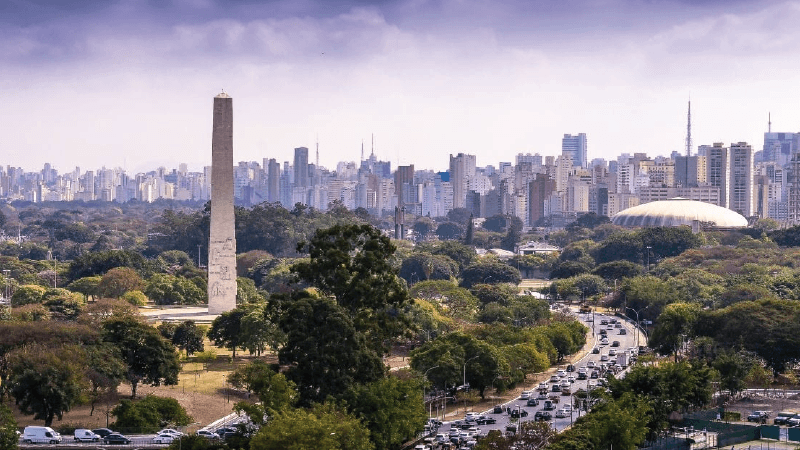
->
616 353 629 368
22 426 62 444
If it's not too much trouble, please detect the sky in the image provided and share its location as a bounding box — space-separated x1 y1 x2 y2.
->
3 0 800 174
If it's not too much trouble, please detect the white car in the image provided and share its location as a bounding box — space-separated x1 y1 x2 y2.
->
153 433 176 444
555 409 569 418
158 428 184 437
196 430 220 439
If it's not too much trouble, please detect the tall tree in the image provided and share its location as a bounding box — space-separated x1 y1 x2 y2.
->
250 403 374 450
293 224 411 352
102 318 180 399
278 294 384 406
0 402 19 450
207 308 247 358
8 344 88 426
171 321 205 357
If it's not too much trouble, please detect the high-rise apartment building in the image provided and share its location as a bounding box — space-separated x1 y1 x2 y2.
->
702 143 729 208
449 153 476 209
562 133 588 168
728 142 754 217
294 147 309 188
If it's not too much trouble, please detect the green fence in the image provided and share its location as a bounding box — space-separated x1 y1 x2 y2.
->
789 427 800 443
681 418 759 448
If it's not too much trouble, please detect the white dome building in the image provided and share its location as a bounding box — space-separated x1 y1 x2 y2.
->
612 198 748 229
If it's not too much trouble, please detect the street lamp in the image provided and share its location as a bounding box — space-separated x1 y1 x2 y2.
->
626 307 643 348
462 355 479 413
423 366 440 418
645 246 652 271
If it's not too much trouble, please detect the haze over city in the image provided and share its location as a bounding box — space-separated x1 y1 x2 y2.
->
3 0 800 172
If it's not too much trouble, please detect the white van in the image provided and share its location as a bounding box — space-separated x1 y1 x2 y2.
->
22 426 62 444
73 429 100 442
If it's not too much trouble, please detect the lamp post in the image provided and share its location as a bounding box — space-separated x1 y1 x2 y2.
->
645 246 652 271
2 270 10 302
423 366 439 418
462 355 479 413
626 307 643 348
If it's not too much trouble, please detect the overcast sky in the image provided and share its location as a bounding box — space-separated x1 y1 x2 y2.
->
3 0 800 174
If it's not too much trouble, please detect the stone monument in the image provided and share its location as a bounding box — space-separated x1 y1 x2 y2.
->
208 92 237 314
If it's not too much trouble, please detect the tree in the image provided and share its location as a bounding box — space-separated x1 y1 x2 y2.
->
399 253 459 285
84 344 126 417
207 308 246 358
8 344 88 426
278 294 384 406
102 318 180 399
460 259 521 288
250 403 374 450
97 267 145 299
410 280 479 322
227 360 296 417
342 377 427 450
67 250 152 283
10 285 46 306
112 395 192 433
436 222 465 240
67 276 102 302
171 321 205 357
712 350 752 397
145 273 206 305
649 302 700 359
0 402 18 450
239 305 283 357
293 224 411 353
446 208 473 225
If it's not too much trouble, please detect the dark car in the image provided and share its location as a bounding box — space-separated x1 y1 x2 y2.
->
592 347 600 354
92 428 114 438
534 411 552 421
747 411 769 422
566 364 575 372
510 409 529 418
477 417 496 425
611 341 620 347
526 398 539 407
103 433 131 445
493 405 504 414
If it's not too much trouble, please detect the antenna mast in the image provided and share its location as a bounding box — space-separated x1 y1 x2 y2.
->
685 100 692 157
768 112 772 133
315 135 319 167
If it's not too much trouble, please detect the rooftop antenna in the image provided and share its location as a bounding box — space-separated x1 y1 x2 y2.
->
371 133 375 157
685 99 692 157
361 140 364 161
768 112 772 133
315 134 319 167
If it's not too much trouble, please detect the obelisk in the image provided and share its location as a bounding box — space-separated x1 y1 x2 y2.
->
208 92 237 314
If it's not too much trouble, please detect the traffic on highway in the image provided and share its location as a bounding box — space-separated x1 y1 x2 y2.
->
419 307 646 448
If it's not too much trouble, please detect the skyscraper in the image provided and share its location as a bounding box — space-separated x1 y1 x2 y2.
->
208 92 237 314
729 142 754 217
562 133 588 168
294 147 309 188
449 153 476 209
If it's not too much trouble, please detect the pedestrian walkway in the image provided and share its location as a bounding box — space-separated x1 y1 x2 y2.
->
727 440 800 449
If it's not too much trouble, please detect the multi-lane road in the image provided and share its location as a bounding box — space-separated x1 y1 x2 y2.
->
424 308 644 445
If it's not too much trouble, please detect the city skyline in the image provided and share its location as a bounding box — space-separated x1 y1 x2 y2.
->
3 0 800 172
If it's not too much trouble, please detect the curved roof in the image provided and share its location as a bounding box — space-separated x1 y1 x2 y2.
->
612 198 748 228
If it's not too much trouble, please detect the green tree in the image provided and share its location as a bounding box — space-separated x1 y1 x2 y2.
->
0 402 18 450
342 377 427 450
120 290 148 306
436 222 465 240
97 267 145 299
399 253 459 285
67 276 102 302
102 318 180 399
713 350 752 397
171 321 205 357
145 273 206 305
240 305 283 356
293 224 412 353
460 259 521 288
10 285 46 306
8 344 88 426
410 280 479 322
85 344 127 417
207 308 246 358
227 360 296 418
112 395 192 433
250 403 374 450
278 294 384 406
649 302 701 359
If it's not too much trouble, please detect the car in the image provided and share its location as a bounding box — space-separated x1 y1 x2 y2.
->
414 445 431 450
562 404 572 412
587 361 596 368
537 393 548 400
556 369 567 377
153 433 177 444
197 430 220 439
519 390 532 399
600 354 609 361
615 323 622 328
619 328 627 335
567 375 576 383
549 375 560 383
510 409 529 418
746 411 769 422
592 347 600 354
577 372 587 380
609 349 617 356
74 429 100 442
538 382 549 391
92 428 115 438
215 427 236 436
600 319 608 325
526 398 539 407
158 428 185 437
566 364 575 372
599 329 607 335
551 384 561 392
534 411 552 421
477 416 496 425
493 405 504 414
555 409 569 418
103 433 131 445
612 341 621 347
